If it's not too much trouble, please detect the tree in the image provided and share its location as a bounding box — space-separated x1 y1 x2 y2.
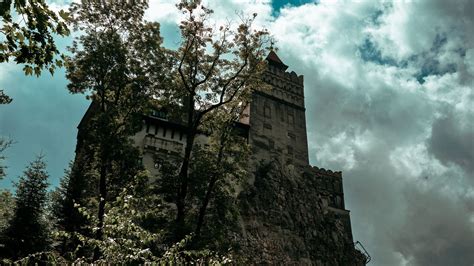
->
0 190 14 233
64 0 270 252
0 0 70 104
164 0 270 237
0 155 50 259
0 138 13 179
192 105 250 239
64 0 165 250
50 162 94 256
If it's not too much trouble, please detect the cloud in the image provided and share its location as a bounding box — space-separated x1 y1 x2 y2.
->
393 184 474 266
145 0 273 49
427 110 474 177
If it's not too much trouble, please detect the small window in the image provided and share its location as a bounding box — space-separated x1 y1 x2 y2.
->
287 114 294 125
268 139 275 149
146 123 150 133
264 123 272 130
264 105 271 118
288 132 296 141
152 110 167 120
162 128 167 137
298 113 304 128
336 196 342 208
171 130 175 139
179 132 184 141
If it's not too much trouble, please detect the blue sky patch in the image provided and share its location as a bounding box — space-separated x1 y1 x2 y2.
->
358 38 398 67
271 0 317 16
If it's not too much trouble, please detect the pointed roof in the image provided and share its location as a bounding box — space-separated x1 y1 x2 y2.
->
266 50 288 71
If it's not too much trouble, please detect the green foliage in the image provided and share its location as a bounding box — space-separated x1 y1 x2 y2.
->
50 137 145 256
49 173 231 264
50 162 94 256
7 251 67 265
167 1 271 109
55 173 159 263
64 0 165 244
0 155 51 259
0 190 14 233
0 0 70 103
0 91 12 104
159 234 233 265
66 0 164 106
52 0 268 261
166 0 271 238
0 138 13 179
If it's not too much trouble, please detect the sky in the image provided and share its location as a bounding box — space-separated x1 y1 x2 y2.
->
1 0 473 265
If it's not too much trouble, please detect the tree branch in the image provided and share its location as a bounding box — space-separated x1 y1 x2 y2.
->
178 36 195 93
199 57 249 117
195 27 228 87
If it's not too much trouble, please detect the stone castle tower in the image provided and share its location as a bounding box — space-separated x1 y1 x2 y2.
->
232 52 368 265
247 51 309 168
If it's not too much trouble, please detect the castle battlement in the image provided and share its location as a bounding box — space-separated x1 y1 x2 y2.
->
265 65 304 87
312 166 343 178
257 51 306 111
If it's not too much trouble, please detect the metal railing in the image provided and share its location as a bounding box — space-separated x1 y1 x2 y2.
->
354 241 371 264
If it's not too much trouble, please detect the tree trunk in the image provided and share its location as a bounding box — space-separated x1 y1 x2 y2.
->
175 94 198 238
194 142 225 237
175 129 195 236
194 175 217 237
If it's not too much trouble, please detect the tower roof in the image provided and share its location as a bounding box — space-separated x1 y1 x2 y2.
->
266 50 288 71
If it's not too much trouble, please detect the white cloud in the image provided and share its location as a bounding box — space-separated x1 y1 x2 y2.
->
315 131 357 170
145 0 181 23
0 63 18 82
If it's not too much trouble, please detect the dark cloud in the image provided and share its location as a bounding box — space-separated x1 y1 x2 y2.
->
393 185 474 266
427 110 474 177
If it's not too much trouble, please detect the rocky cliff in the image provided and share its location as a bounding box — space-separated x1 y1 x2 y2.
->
236 161 367 265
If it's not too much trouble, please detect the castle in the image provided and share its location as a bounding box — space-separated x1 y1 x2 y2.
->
134 51 352 230
76 51 367 264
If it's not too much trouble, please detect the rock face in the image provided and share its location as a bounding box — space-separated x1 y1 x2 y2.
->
236 161 366 265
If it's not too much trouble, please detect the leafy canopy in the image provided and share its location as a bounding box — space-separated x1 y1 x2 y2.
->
0 0 70 103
